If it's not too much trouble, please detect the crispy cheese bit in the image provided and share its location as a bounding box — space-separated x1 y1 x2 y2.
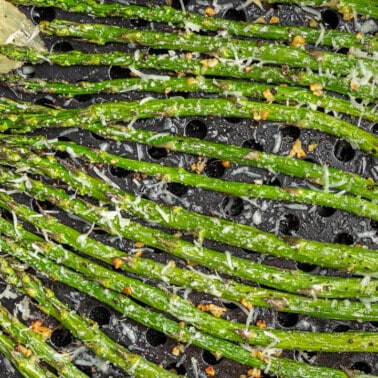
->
247 368 262 378
250 350 269 363
135 250 143 257
113 257 123 269
339 6 354 21
123 287 132 295
197 303 227 318
190 157 206 174
171 343 185 356
263 88 275 103
134 241 144 248
307 140 318 153
30 320 52 340
240 298 253 310
350 80 359 90
221 160 231 168
200 58 219 68
356 32 363 40
205 6 216 17
16 344 32 357
185 52 193 59
269 16 280 24
256 319 267 328
254 17 266 24
205 366 216 376
308 18 318 28
178 321 185 328
309 83 323 97
291 35 306 47
289 139 307 158
253 109 270 121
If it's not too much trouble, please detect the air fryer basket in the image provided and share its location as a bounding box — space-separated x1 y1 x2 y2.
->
0 0 377 377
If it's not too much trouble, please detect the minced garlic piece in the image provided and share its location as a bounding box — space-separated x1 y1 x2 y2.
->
263 88 275 103
200 58 219 68
309 83 324 97
254 17 266 24
171 344 185 356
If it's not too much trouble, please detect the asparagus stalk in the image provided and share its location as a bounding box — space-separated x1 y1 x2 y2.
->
7 0 378 51
0 330 57 378
0 187 376 302
1 98 377 158
0 253 365 378
3 75 377 123
0 45 376 101
40 19 378 79
0 304 89 378
0 163 377 277
2 110 377 202
2 228 378 349
2 142 378 222
0 261 178 378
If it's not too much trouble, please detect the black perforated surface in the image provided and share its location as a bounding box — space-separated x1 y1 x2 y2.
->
0 0 377 377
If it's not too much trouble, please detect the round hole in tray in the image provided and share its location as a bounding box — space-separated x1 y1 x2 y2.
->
51 41 74 52
333 324 351 332
146 328 168 347
19 64 36 78
370 219 378 230
242 138 264 151
185 120 208 139
167 182 189 197
202 349 224 365
222 196 244 217
316 206 336 217
74 94 92 103
334 232 354 245
280 125 300 141
351 361 372 374
372 123 378 134
31 199 57 213
223 8 247 22
279 214 300 236
169 0 190 10
333 140 355 162
321 9 340 29
108 66 132 80
166 363 187 375
34 96 56 108
31 6 55 23
50 328 73 348
370 321 378 327
296 262 318 273
225 117 244 124
277 312 299 328
88 306 111 327
109 165 131 179
129 18 149 28
204 158 226 178
147 146 168 160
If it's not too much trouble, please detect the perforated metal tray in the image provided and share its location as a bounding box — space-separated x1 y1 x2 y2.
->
0 0 377 377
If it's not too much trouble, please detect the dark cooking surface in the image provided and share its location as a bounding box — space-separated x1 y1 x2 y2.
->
0 0 377 377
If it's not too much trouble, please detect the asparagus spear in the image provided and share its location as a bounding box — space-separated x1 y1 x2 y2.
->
3 75 377 123
7 0 378 51
0 304 89 378
40 19 378 79
1 98 377 158
0 45 376 101
2 227 378 349
0 187 376 301
0 261 178 378
0 163 377 276
0 253 366 378
0 330 57 378
2 112 377 201
2 142 378 222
